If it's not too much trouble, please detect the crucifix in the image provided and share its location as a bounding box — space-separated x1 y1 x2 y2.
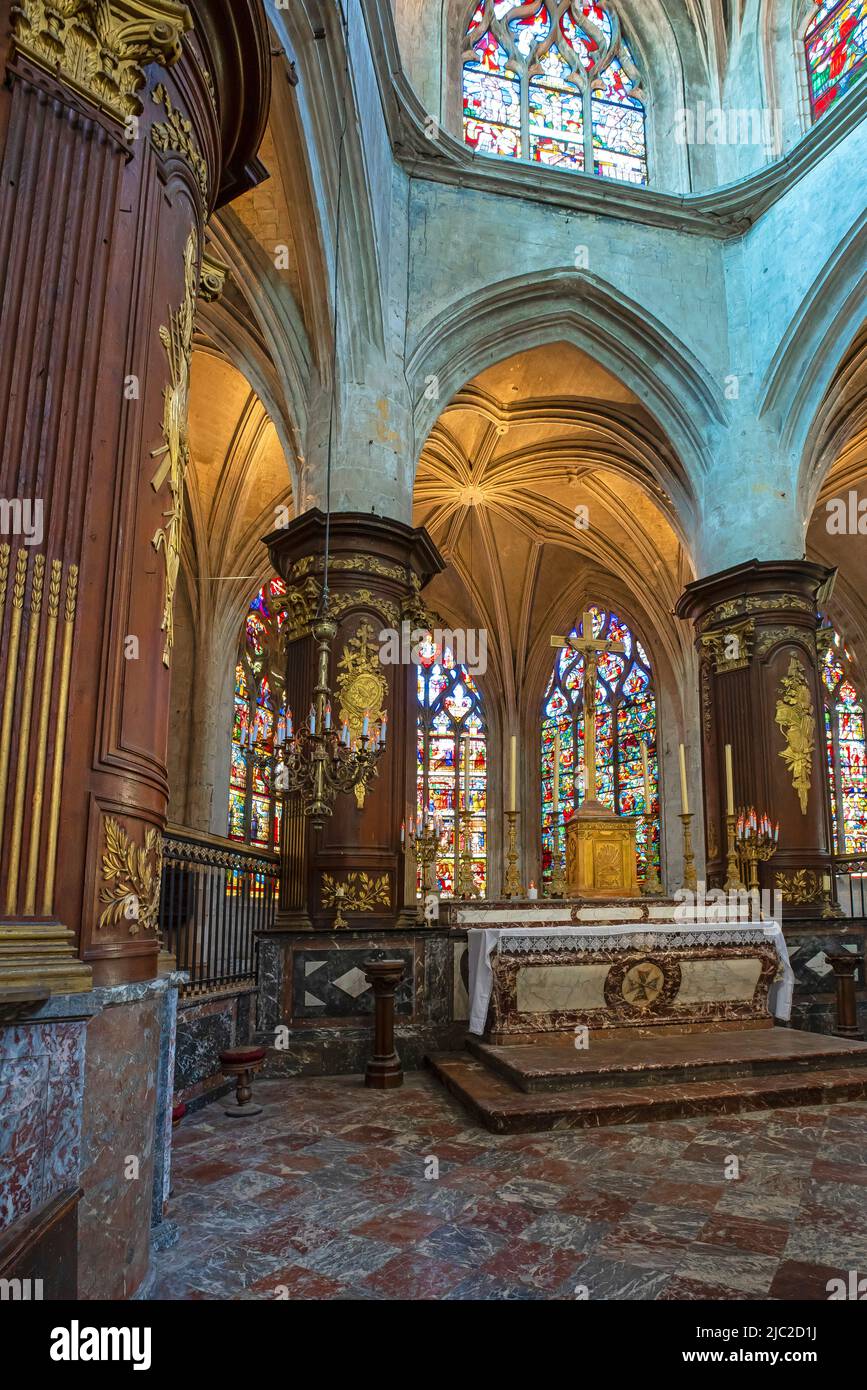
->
551 612 626 811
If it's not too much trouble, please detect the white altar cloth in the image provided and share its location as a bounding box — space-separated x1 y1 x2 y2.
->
467 920 793 1036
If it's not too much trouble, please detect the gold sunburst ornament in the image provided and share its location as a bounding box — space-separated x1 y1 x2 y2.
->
336 622 388 809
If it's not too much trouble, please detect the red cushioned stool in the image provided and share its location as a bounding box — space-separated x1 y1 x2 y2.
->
219 1045 266 1118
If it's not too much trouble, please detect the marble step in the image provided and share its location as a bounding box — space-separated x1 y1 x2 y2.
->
465 1028 867 1093
426 1052 867 1133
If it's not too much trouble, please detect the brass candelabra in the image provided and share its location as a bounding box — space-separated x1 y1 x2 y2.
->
502 810 523 898
735 808 779 894
279 618 385 830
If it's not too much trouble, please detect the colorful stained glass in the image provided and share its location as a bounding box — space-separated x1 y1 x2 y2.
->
462 2 647 183
805 1 867 119
821 626 867 852
541 605 659 883
228 582 289 850
418 642 487 898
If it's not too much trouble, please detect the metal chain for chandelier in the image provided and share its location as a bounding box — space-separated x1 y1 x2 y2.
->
276 4 385 830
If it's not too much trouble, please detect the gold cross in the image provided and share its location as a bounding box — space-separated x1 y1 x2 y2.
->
550 612 626 804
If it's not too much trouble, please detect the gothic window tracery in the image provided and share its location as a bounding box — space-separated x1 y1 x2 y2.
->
804 0 867 119
228 579 289 851
541 605 659 886
461 0 648 183
417 640 488 896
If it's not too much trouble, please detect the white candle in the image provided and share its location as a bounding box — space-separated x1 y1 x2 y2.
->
510 734 517 814
679 744 689 815
725 744 734 817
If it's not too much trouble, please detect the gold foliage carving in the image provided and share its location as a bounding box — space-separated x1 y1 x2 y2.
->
327 589 400 630
321 871 390 913
775 656 815 815
151 82 208 204
10 0 191 121
99 817 162 935
151 227 197 667
775 869 821 905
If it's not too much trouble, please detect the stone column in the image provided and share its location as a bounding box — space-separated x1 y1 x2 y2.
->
0 0 269 990
265 511 443 934
676 560 835 919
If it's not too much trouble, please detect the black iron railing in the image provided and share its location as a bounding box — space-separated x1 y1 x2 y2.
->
158 827 279 995
833 857 867 919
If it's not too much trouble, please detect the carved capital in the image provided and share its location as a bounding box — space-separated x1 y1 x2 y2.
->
10 0 193 122
199 246 230 303
698 618 755 673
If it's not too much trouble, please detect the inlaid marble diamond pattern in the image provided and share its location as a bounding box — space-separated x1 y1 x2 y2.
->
153 1073 867 1302
292 948 414 1021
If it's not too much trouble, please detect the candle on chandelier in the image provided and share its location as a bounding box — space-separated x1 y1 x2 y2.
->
725 744 734 817
400 820 405 845
341 720 350 746
362 710 369 738
287 709 293 739
380 712 388 746
679 744 689 815
510 734 517 814
308 704 316 736
324 702 332 731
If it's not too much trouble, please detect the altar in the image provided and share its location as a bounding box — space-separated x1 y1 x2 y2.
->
450 901 793 1045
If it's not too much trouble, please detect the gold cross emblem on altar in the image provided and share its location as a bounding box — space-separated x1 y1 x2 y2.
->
551 612 626 806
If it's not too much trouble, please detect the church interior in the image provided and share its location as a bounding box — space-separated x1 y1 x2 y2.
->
2 0 867 1312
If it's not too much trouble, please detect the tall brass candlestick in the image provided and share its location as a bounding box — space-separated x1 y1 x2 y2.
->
680 812 698 892
724 812 746 893
502 810 523 898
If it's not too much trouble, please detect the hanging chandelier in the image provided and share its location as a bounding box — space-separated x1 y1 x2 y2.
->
274 6 386 832
277 617 386 832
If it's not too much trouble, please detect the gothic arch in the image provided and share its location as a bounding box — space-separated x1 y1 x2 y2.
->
407 267 719 523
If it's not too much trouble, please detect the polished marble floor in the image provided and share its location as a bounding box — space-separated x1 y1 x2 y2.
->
151 1075 867 1300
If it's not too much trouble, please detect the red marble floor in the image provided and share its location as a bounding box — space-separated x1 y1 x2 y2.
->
150 1075 867 1300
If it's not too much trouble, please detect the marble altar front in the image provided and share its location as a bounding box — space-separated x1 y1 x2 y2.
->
449 901 793 1045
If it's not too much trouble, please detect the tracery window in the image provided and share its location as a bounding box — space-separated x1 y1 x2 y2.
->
820 626 867 853
541 605 659 886
417 641 487 896
462 1 648 184
805 1 867 120
228 579 288 851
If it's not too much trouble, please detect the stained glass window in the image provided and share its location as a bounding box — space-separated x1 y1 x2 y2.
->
541 605 659 885
417 640 487 897
805 1 867 119
820 626 867 852
462 1 648 184
228 578 288 851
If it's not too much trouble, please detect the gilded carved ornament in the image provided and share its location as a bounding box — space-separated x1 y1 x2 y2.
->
335 622 389 810
10 0 191 121
321 871 390 915
290 553 409 586
775 868 821 905
151 82 209 204
754 626 817 660
699 619 755 673
151 226 197 667
775 657 816 815
99 817 162 935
